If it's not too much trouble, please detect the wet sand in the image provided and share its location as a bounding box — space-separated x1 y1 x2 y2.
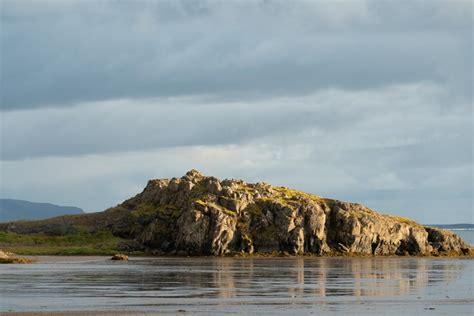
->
1 256 473 315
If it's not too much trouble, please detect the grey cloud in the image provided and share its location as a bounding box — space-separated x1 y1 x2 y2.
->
2 83 459 160
1 98 318 159
1 0 471 110
2 82 471 221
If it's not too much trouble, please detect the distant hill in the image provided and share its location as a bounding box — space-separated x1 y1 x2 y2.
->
0 199 83 222
427 223 474 230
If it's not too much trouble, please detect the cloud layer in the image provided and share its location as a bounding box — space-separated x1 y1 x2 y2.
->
1 0 471 109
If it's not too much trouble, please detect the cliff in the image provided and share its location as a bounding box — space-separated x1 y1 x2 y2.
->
1 170 471 257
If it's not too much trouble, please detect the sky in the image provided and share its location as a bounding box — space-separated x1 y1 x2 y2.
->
0 0 472 224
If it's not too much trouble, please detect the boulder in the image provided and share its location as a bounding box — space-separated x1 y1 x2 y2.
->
0 249 34 264
111 253 129 261
0 250 9 259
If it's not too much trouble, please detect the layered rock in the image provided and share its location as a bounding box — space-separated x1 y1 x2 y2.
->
109 169 471 256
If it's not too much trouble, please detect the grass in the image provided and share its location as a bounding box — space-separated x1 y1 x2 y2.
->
0 230 126 255
259 186 327 210
272 186 323 202
385 214 422 227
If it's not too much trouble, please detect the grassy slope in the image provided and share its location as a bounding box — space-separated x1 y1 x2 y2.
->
0 207 134 255
0 230 127 255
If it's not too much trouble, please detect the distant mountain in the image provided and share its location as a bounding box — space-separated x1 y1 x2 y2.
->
0 199 83 222
427 223 474 230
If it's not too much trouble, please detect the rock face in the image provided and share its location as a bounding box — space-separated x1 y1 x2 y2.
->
0 249 33 264
111 253 129 261
108 169 471 256
0 250 9 259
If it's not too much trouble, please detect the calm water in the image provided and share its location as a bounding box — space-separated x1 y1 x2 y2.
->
0 256 473 315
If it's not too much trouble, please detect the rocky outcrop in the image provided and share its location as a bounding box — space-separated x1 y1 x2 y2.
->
0 250 9 259
109 170 471 256
0 170 471 257
0 249 33 264
111 253 129 261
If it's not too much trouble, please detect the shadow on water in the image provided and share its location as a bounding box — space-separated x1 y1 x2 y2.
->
0 256 471 313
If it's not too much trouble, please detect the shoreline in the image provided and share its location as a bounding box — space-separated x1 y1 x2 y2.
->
2 254 472 265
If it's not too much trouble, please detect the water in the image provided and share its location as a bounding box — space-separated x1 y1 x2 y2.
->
0 256 473 315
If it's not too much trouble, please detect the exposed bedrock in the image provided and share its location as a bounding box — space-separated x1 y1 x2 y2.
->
115 170 471 256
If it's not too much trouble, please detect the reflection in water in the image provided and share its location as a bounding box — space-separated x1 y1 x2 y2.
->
0 256 471 314
205 257 460 299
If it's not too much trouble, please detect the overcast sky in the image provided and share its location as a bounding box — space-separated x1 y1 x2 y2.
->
0 0 472 224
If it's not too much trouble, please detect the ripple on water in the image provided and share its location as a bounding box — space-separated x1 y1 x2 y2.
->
0 256 472 314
